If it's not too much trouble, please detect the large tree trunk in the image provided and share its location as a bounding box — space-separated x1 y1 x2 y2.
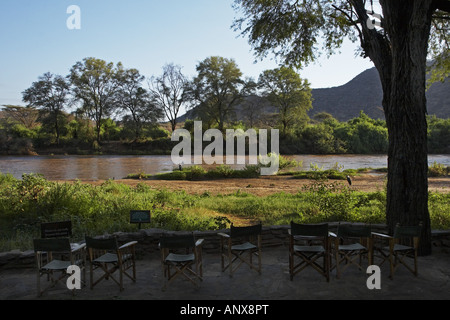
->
380 0 433 255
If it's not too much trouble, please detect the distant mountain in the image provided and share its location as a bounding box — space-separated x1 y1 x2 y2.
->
179 66 449 123
309 67 450 121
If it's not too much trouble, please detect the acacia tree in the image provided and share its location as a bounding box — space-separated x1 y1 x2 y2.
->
190 56 253 131
258 66 312 137
117 68 163 140
22 72 70 145
70 57 122 146
233 0 450 255
2 105 39 129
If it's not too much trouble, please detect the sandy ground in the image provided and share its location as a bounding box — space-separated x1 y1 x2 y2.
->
70 172 450 196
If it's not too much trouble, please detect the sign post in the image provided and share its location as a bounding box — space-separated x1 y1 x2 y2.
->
130 210 151 229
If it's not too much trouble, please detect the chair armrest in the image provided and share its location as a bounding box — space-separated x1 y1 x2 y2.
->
71 243 86 253
217 233 230 238
196 239 204 247
119 241 138 250
372 232 392 239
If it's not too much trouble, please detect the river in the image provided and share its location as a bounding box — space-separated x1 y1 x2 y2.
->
0 154 449 181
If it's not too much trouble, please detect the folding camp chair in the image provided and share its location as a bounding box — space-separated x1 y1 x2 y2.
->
159 233 204 290
332 223 373 278
372 223 422 279
289 222 330 282
85 236 137 291
218 222 262 277
33 238 86 297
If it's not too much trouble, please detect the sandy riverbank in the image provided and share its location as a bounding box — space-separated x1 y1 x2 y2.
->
63 173 450 196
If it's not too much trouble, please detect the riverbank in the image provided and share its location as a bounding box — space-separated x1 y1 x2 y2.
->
70 173 450 196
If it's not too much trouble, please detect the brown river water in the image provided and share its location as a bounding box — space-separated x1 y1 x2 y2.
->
0 154 449 181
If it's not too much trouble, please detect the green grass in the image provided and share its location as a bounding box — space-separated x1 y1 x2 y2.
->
1 173 450 252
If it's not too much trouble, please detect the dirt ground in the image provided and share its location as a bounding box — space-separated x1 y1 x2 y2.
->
73 172 450 196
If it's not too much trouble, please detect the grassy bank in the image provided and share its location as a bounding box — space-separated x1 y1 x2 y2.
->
1 172 450 252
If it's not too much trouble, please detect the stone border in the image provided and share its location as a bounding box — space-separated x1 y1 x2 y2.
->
1 223 449 269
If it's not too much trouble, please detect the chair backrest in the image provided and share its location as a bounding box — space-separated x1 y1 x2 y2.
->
159 234 196 250
85 236 119 251
230 223 262 238
34 238 72 253
290 222 328 237
394 225 422 238
337 224 372 239
40 220 72 239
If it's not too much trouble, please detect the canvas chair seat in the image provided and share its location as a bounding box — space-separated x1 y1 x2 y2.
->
165 253 195 263
230 242 258 251
293 245 325 253
93 252 118 264
385 244 414 251
41 259 73 271
339 243 367 251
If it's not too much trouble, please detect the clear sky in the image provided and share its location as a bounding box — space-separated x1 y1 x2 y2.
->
0 0 375 109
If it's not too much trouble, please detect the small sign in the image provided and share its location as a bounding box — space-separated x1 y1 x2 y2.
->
130 210 151 226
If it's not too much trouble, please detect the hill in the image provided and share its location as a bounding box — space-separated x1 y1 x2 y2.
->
180 66 449 123
309 67 450 121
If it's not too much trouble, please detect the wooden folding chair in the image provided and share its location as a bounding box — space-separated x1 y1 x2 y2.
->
372 223 421 279
289 222 330 282
332 223 373 278
85 236 137 291
33 238 86 297
159 233 204 290
218 222 262 277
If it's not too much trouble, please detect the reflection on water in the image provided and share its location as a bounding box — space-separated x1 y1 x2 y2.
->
0 154 449 181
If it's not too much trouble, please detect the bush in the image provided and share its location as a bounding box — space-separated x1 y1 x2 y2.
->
428 162 449 177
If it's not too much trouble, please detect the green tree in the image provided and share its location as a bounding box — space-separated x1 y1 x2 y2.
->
69 57 122 146
117 68 162 140
258 66 312 137
428 116 450 153
22 73 70 145
232 0 450 255
298 123 338 154
189 56 251 131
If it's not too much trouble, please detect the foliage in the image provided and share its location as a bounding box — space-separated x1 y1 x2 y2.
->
258 66 312 136
1 173 449 252
188 56 249 131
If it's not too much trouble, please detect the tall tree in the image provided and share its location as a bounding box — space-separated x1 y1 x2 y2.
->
69 57 122 145
233 0 450 255
149 63 189 133
258 66 312 137
22 72 70 145
117 68 163 140
189 56 250 131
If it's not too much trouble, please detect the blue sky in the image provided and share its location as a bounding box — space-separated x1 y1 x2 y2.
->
0 0 374 110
